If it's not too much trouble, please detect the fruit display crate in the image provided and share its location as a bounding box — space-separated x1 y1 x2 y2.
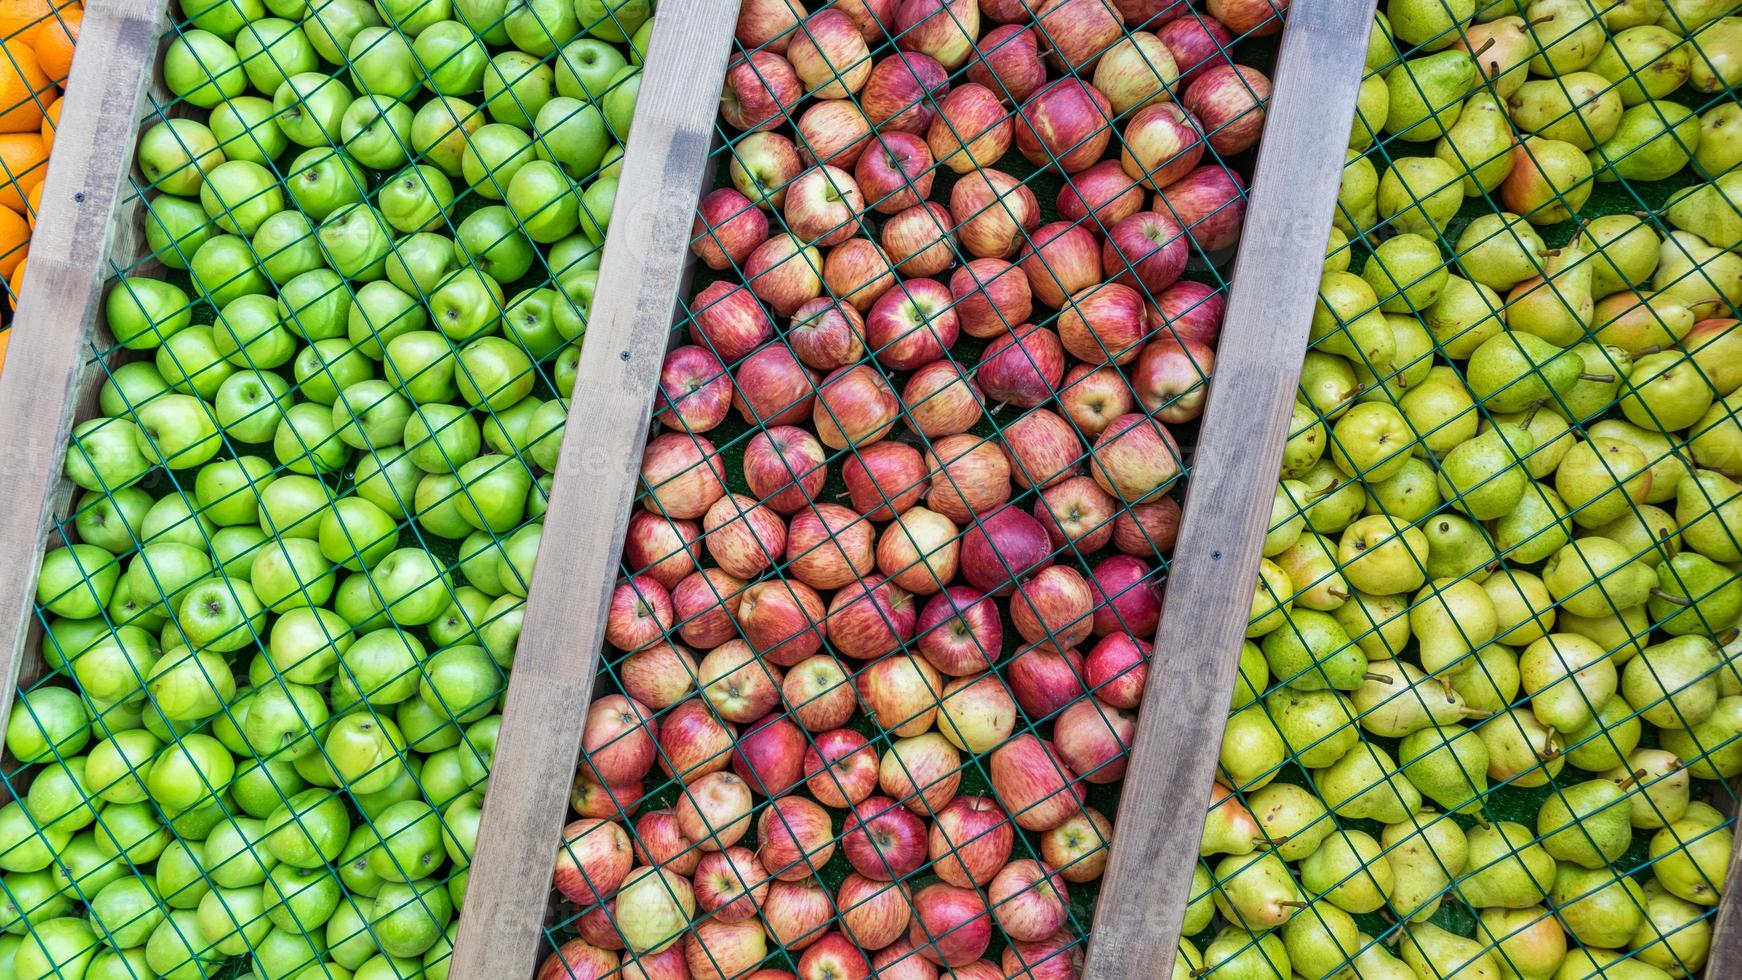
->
444 1 1373 978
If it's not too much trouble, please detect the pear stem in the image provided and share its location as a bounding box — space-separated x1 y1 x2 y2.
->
1616 767 1649 789
1277 901 1309 909
1329 587 1351 601
1461 708 1494 720
1581 373 1615 383
1651 588 1693 607
1364 672 1395 684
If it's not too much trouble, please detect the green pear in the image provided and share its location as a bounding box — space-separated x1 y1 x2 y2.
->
1383 810 1469 922
1527 0 1606 75
1338 514 1429 595
1425 512 1500 583
1492 481 1574 565
1492 407 1574 478
1587 503 1680 572
1452 643 1524 714
1579 213 1662 296
1659 694 1742 779
1649 550 1742 636
1357 314 1437 402
1438 422 1536 520
1331 402 1416 483
1479 706 1565 787
1555 436 1653 529
1380 155 1466 237
1695 102 1742 177
1437 91 1519 195
1351 73 1389 151
1594 295 1696 362
1400 365 1480 457
1556 603 1652 663
1219 705 1287 791
1537 778 1633 867
1554 949 1671 980
1412 578 1501 675
1277 530 1352 609
1400 921 1503 979
1649 801 1731 905
1250 559 1295 638
1301 458 1369 534
1356 658 1477 737
1622 635 1722 727
1268 688 1361 768
1664 172 1742 252
1210 851 1305 929
1453 16 1536 97
1365 456 1444 522
1282 400 1328 477
1183 868 1214 936
1690 393 1742 477
1551 863 1647 948
1502 137 1594 225
1605 0 1666 29
1203 781 1264 856
1457 212 1547 290
1233 640 1268 707
1608 747 1692 828
1457 821 1557 908
1424 275 1506 360
1521 632 1617 732
1689 15 1742 92
1280 900 1361 978
1677 468 1742 561
1629 879 1713 976
1385 50 1479 142
1556 343 1630 423
1260 608 1366 691
1620 350 1716 432
1562 694 1642 771
1247 782 1335 861
1399 722 1492 814
1543 536 1656 618
1389 0 1477 50
1585 418 1686 505
1311 271 1395 369
1314 742 1421 823
1591 101 1701 182
1352 936 1415 980
1466 332 1585 412
1301 828 1393 913
1335 150 1379 236
1367 11 1395 68
1333 589 1413 660
1590 25 1692 103
1507 72 1621 149
1504 245 1594 347
1265 480 1309 556
1362 233 1450 313
1474 906 1567 980
1299 351 1361 422
1202 927 1291 980
1171 937 1202 980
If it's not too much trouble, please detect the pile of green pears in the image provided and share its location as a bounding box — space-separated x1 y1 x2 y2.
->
1179 0 1742 977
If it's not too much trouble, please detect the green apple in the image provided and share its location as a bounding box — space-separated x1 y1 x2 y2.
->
234 757 306 818
505 0 579 56
502 287 565 359
266 787 352 866
147 733 235 815
23 763 93 836
553 266 594 340
267 605 353 682
274 71 355 147
577 174 616 242
146 909 219 978
210 95 290 165
371 879 451 959
533 96 608 178
99 361 172 418
139 492 213 548
186 0 266 38
555 36 626 101
164 30 247 108
280 267 354 340
414 20 487 95
153 839 210 909
495 521 539 597
453 452 531 531
106 276 193 350
190 233 270 307
456 203 534 280
579 0 647 41
505 159 579 243
461 123 535 202
303 0 383 65
598 142 622 178
287 146 367 220
211 524 270 580
374 547 453 624
548 232 601 278
145 194 216 269
36 543 119 619
481 50 553 129
134 392 223 469
156 325 239 399
263 862 343 932
243 680 330 762
260 473 335 539
235 17 318 92
455 336 535 412
377 0 453 34
0 871 74 934
452 0 509 43
216 292 296 368
427 584 489 646
200 158 283 235
383 329 459 403
195 454 275 525
386 232 458 295
378 163 455 233
482 397 540 455
203 815 279 887
293 334 377 406
628 15 651 63
366 799 442 882
353 445 422 518
348 278 429 355
348 25 420 98
13 916 97 978
341 94 415 169
65 417 153 491
123 540 211 619
138 119 223 197
74 485 151 554
334 625 425 704
86 728 162 803
318 494 399 570
71 624 158 703
143 646 235 723
411 96 483 176
421 645 497 727
333 377 413 449
526 398 566 470
253 209 324 285
404 402 480 472
323 713 407 794
601 64 639 140
456 712 498 784
428 266 504 341
334 567 390 631
250 536 336 611
276 400 354 474
177 576 266 651
397 694 462 753
319 202 394 280
214 368 293 443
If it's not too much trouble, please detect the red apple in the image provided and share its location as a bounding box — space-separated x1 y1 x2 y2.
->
977 322 1065 408
789 297 867 371
950 168 1039 260
842 796 929 880
1003 931 1085 980
699 640 784 723
704 493 788 580
797 99 876 169
786 501 875 590
743 425 829 514
621 944 689 980
980 0 1030 20
762 879 834 951
691 281 776 364
789 9 874 98
672 568 746 651
721 51 804 132
857 651 942 735
1011 564 1095 654
784 166 866 248
909 883 992 967
1041 806 1112 881
1156 15 1233 85
634 808 700 875
783 653 857 730
1116 0 1190 25
656 344 732 434
695 845 772 922
1058 364 1135 440
814 363 900 449
1102 211 1187 293
620 641 701 709
966 24 1046 104
737 0 806 53
1094 29 1179 114
844 442 927 520
731 131 804 211
553 817 633 905
804 727 880 806
538 938 618 980
916 587 1003 676
876 506 961 595
930 82 1015 174
837 874 914 951
990 735 1086 831
798 932 873 980
605 576 673 653
827 574 919 661
1054 695 1136 782
960 504 1054 595
574 905 624 952
872 939 940 980
925 433 1013 524
1084 630 1151 708
1150 279 1224 347
684 918 769 980
756 795 838 880
624 510 700 588
1002 406 1084 491
1088 553 1162 637
928 794 1014 887
1017 221 1102 309
1133 336 1214 422
734 342 819 427
1121 102 1205 191
1034 0 1125 73
675 770 755 850
860 52 951 134
881 202 959 278
825 237 899 311
1208 0 1286 35
1035 476 1117 553
1015 78 1114 174
1059 281 1151 368
568 773 642 819
1113 496 1181 557
948 963 1002 980
745 233 825 317
641 432 728 521
881 732 963 814
658 698 737 783
1090 412 1183 502
732 713 808 796
1185 63 1271 154
693 188 771 271
950 263 1029 346
1055 159 1146 228
582 694 659 786
903 359 984 437
1156 165 1247 255
989 859 1070 942
831 0 898 41
854 130 936 215
866 276 959 368
895 0 981 69
739 578 829 665
1007 644 1089 719
937 672 1018 754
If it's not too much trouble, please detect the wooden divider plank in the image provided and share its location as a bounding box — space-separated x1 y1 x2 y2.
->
1080 1 1377 976
448 3 739 975
0 0 167 718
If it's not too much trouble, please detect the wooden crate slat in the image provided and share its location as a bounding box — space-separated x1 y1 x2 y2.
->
1079 1 1377 975
447 2 739 974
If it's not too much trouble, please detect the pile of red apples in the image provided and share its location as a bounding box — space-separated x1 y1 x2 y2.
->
542 0 1278 977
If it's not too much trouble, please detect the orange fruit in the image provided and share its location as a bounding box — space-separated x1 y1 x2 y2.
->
7 256 22 310
30 5 75 82
37 91 54 149
0 327 9 370
0 43 53 133
0 131 45 212
22 176 37 224
0 0 70 42
0 204 25 277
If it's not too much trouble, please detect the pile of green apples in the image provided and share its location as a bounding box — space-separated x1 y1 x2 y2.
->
8 0 653 977
1180 0 1742 978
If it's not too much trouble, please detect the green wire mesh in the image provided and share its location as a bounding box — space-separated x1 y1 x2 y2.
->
541 1 1284 978
1206 0 1742 978
8 0 653 977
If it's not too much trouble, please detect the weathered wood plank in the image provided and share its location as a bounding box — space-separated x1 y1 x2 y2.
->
447 3 739 975
1080 1 1376 975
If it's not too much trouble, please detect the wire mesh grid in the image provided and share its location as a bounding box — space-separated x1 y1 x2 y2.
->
7 0 655 977
539 1 1287 978
1203 1 1742 978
